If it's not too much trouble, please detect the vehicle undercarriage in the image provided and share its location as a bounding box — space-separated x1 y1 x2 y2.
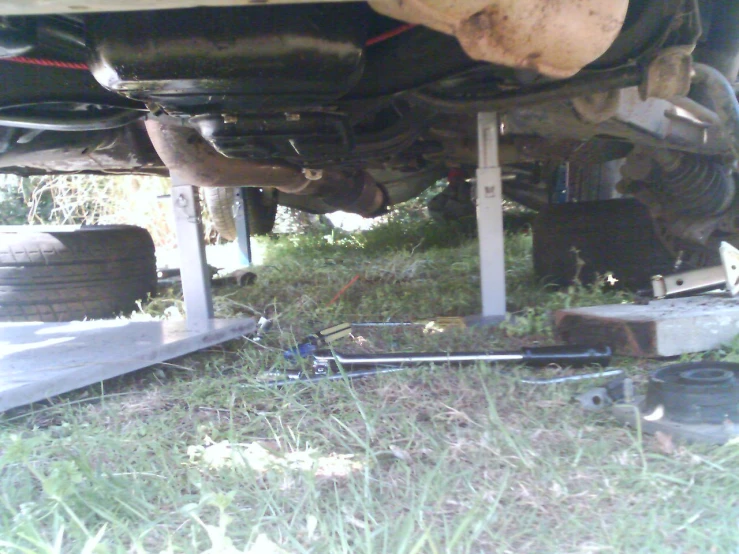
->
1 0 739 263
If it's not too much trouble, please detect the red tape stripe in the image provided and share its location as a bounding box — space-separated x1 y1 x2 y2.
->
2 57 89 70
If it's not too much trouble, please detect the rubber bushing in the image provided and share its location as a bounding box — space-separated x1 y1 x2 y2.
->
646 362 739 424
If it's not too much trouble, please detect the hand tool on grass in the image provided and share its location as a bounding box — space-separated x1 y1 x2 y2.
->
268 344 612 386
283 322 353 360
313 344 611 369
352 317 468 331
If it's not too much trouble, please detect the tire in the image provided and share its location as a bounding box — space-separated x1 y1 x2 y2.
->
567 160 624 202
0 225 157 322
532 199 678 289
203 187 238 241
203 187 277 240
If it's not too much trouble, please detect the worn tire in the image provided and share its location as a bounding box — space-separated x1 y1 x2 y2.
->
203 187 277 240
0 225 157 322
203 187 238 241
532 199 678 289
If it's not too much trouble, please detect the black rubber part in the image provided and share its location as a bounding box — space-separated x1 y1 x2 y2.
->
0 225 156 322
646 362 739 424
428 180 475 223
532 199 678 289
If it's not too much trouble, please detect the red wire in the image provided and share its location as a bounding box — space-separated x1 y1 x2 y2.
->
366 23 417 47
2 56 89 70
327 274 361 306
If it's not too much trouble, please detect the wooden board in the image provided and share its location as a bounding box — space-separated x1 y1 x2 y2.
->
555 296 739 357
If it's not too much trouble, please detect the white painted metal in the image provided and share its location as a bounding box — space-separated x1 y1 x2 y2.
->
721 241 739 296
0 319 256 412
475 112 506 322
0 0 354 16
171 182 215 323
235 188 253 266
651 241 739 298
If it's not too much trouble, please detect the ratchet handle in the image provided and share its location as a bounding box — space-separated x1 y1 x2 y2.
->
520 345 612 367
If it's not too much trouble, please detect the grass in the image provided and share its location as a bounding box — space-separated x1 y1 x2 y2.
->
2 217 738 553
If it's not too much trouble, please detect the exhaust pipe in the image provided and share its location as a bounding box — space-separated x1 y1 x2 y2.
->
145 120 386 216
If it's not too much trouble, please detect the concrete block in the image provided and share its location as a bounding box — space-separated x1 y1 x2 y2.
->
555 296 739 358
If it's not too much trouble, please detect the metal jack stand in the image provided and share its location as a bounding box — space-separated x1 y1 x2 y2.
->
0 180 255 412
472 112 506 324
235 187 252 266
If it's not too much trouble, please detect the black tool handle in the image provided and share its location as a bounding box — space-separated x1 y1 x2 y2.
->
520 345 611 367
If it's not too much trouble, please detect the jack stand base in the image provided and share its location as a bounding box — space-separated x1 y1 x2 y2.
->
463 314 506 327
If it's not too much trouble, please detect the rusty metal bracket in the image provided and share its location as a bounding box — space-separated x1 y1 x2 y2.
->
652 241 739 297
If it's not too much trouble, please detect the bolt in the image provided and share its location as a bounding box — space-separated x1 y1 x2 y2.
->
303 168 323 181
222 114 238 124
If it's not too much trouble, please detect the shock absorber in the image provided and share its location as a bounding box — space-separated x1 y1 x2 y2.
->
621 149 735 217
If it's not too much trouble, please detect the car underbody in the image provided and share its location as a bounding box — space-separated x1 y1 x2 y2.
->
1 0 739 263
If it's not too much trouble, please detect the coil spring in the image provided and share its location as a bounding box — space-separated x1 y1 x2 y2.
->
655 154 735 217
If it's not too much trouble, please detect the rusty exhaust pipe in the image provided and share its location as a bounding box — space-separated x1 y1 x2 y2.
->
145 120 386 216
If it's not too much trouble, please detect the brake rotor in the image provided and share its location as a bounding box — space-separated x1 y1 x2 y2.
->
646 362 739 424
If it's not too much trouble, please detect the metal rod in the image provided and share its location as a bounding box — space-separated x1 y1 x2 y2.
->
266 365 407 387
314 345 611 368
351 321 419 328
314 351 523 365
408 65 641 113
0 107 143 131
520 369 624 385
266 366 623 388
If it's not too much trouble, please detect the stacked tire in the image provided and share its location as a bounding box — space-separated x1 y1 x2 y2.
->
203 187 277 240
532 199 678 289
0 225 157 322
